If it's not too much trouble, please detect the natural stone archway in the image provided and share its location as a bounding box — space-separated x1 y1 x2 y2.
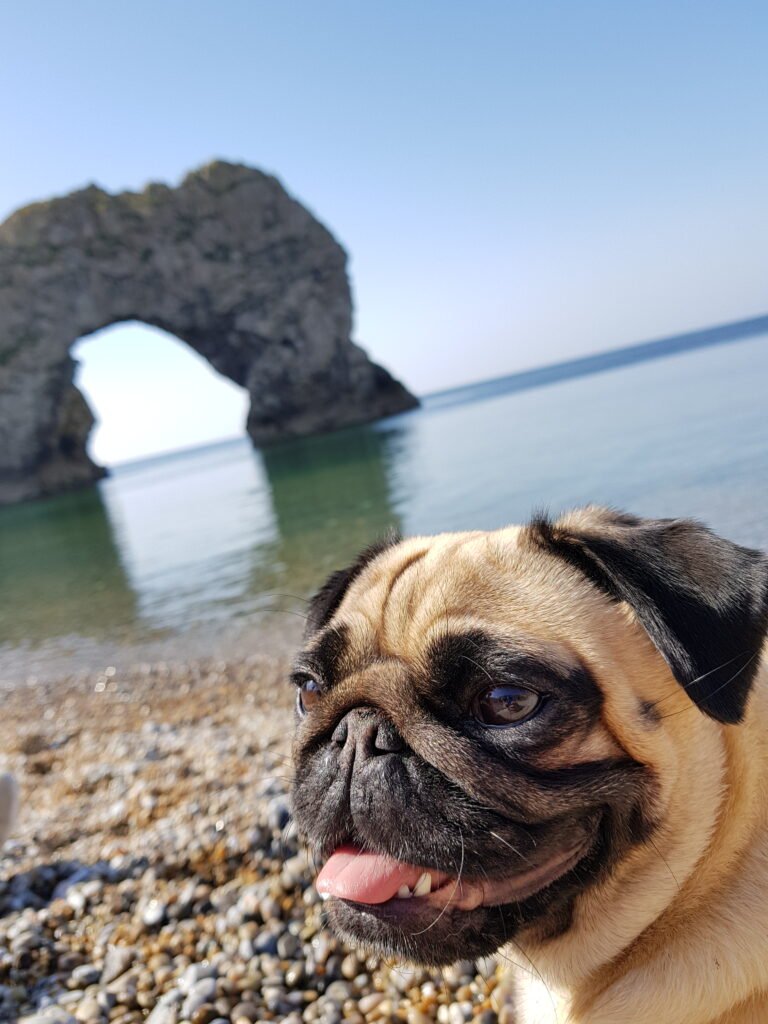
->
0 161 418 504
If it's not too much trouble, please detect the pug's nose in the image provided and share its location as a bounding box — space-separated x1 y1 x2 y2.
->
332 707 405 761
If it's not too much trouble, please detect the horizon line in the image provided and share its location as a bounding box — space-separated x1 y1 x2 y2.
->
108 312 768 469
422 312 768 402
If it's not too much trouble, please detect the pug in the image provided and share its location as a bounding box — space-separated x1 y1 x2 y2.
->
291 508 768 1024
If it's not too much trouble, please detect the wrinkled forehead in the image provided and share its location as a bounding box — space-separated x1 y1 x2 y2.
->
313 528 606 674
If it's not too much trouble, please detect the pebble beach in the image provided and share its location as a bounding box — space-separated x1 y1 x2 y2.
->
0 656 514 1024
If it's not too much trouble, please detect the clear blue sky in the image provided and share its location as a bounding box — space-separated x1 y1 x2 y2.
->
2 1 767 462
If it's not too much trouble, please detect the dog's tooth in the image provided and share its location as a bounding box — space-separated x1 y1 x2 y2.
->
319 891 331 901
396 885 412 899
413 872 431 897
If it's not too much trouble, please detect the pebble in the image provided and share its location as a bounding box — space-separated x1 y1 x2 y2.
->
284 963 305 987
74 998 102 1022
190 1006 219 1024
389 964 421 993
448 1002 472 1024
476 955 499 980
145 1004 178 1024
101 945 136 984
142 899 168 928
229 1004 258 1022
357 992 385 1014
181 978 217 1019
441 961 476 987
19 1014 78 1024
276 931 300 957
179 963 217 993
96 993 115 1013
70 964 101 988
311 931 333 964
258 895 281 921
406 1012 430 1024
254 930 278 955
340 953 361 980
58 994 83 1009
324 981 353 1002
265 795 291 831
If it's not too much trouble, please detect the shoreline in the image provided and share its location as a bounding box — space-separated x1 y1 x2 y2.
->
0 615 305 690
0 656 510 1024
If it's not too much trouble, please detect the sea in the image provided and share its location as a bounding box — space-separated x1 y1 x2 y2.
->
2 324 768 681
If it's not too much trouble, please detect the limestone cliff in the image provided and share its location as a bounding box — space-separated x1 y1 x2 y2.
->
0 161 417 504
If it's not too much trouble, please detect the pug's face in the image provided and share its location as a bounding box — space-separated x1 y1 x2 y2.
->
291 509 768 965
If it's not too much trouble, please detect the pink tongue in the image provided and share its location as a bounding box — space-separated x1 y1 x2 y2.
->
316 845 417 904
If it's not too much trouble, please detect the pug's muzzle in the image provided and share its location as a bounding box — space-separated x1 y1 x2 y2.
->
293 696 622 965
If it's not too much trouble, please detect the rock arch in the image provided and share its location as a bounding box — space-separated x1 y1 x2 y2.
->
0 161 417 504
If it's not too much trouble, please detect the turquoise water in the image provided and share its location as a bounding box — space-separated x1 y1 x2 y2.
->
2 331 768 670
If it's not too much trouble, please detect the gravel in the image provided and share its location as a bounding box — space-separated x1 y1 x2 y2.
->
0 657 510 1023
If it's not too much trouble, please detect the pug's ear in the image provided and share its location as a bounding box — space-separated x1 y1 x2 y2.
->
529 508 768 724
304 532 400 636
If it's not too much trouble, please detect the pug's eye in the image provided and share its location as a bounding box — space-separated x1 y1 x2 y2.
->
472 685 541 726
297 677 321 716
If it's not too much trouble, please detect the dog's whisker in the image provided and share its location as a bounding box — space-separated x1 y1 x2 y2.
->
647 834 680 890
410 829 465 937
495 940 560 1023
658 652 758 720
244 773 295 784
488 829 536 866
458 653 495 683
262 607 310 622
649 649 753 709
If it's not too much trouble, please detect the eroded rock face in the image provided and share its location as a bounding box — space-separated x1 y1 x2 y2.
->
0 162 417 504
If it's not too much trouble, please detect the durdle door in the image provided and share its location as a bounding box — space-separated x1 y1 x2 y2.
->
0 161 418 505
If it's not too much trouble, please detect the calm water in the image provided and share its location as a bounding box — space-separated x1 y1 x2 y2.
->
2 331 768 677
